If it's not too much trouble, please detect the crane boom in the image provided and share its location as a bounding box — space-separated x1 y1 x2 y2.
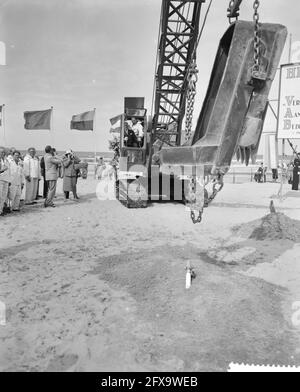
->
114 0 287 224
153 0 205 146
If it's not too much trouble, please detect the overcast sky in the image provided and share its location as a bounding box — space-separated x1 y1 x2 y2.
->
0 0 300 152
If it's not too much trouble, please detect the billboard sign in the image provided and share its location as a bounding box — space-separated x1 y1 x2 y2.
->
277 63 300 139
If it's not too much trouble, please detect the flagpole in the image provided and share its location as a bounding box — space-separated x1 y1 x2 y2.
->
93 108 97 163
50 106 55 147
282 34 293 160
2 104 6 145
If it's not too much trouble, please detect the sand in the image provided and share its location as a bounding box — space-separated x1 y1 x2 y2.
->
0 178 300 371
233 212 300 242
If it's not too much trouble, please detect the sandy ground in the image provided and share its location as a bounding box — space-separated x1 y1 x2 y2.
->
0 177 300 372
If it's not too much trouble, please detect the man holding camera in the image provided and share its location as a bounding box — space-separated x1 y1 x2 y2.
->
44 145 62 208
63 150 80 200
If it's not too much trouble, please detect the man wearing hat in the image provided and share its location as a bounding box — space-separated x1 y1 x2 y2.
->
62 150 81 200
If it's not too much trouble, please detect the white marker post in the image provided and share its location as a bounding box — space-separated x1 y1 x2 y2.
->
0 301 6 326
186 261 192 290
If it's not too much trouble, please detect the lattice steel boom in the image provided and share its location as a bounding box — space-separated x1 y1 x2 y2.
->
153 0 205 146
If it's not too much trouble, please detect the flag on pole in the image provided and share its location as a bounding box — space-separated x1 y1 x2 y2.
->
110 114 122 133
70 110 95 131
24 108 52 130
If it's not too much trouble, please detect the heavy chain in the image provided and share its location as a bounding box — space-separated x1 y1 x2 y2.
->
191 210 202 224
253 0 261 72
207 174 224 205
185 61 198 142
189 177 203 224
227 0 238 24
187 172 225 224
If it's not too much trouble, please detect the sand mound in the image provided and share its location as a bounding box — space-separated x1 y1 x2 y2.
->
233 213 300 242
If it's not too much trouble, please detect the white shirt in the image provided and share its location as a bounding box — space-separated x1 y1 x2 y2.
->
0 157 10 183
126 120 144 138
23 154 41 179
132 122 144 138
9 160 24 186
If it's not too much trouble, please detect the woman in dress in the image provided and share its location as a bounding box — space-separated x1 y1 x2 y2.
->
95 157 106 180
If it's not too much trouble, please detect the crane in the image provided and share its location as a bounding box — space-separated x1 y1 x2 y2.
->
113 0 287 223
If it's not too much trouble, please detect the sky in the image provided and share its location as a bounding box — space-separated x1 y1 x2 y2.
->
0 0 300 153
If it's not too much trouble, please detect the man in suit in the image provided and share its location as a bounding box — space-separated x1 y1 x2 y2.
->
23 147 41 205
40 156 48 198
44 145 61 208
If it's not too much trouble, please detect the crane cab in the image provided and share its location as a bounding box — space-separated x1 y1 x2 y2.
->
117 97 150 208
119 97 148 166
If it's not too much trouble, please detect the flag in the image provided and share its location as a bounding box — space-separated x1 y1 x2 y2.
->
110 114 122 133
24 108 52 130
70 110 95 131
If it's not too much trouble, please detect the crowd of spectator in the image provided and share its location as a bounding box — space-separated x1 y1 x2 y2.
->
254 159 300 190
0 146 87 216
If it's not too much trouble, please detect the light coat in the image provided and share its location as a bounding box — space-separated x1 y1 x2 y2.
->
23 154 41 179
44 153 61 181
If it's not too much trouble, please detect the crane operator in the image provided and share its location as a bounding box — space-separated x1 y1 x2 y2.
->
126 117 144 148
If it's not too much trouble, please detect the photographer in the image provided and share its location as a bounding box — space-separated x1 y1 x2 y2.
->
63 150 80 200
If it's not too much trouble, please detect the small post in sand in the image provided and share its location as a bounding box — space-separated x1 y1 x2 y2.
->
0 301 6 326
186 261 195 290
269 200 276 214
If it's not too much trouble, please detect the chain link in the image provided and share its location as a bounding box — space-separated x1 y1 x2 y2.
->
207 174 224 205
191 210 203 224
187 173 224 224
185 61 198 142
188 176 203 224
227 0 238 24
253 0 261 72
